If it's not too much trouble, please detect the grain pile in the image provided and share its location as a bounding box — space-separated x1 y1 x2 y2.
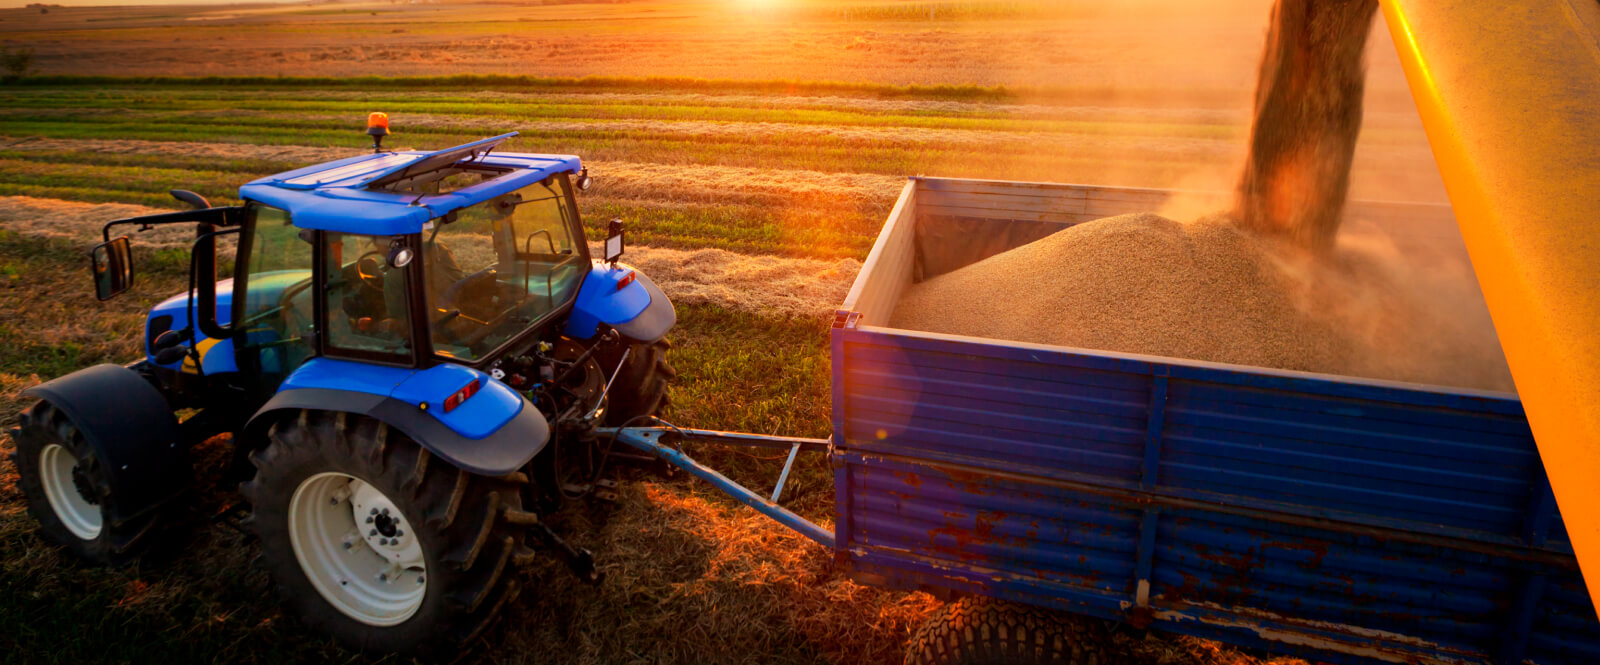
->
891 213 1513 392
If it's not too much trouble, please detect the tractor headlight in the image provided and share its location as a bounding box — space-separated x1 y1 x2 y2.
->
387 241 414 269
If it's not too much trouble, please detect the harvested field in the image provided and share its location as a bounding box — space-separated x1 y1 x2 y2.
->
0 195 858 319
893 213 1513 392
0 0 1464 661
0 136 906 207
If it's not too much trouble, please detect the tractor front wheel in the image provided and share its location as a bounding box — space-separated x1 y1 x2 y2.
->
242 410 527 655
9 401 169 566
599 337 675 426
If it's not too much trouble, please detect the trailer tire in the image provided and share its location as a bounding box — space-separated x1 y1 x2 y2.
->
9 400 170 566
241 410 527 655
905 597 1114 665
599 337 674 425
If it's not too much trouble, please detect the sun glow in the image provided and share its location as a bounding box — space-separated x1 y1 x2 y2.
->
735 0 785 11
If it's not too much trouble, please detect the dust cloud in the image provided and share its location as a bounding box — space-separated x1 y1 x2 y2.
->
893 0 1512 392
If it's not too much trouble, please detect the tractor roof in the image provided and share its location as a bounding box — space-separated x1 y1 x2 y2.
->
239 133 581 236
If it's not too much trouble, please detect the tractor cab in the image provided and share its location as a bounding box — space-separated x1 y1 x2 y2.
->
93 131 643 407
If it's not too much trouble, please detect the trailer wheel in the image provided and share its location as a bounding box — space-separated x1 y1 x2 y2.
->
9 401 167 566
906 597 1115 665
242 410 527 655
599 337 675 425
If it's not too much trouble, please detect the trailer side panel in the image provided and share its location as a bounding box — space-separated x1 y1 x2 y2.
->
833 177 1599 665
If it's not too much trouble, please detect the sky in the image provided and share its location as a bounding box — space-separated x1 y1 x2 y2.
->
4 0 314 8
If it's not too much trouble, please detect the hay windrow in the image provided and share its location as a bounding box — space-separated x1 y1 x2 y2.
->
600 244 858 319
0 136 906 208
0 195 196 248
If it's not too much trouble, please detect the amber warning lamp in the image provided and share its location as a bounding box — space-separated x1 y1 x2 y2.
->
366 112 390 153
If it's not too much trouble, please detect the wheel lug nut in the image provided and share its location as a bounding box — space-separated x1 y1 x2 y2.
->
343 542 353 550
381 508 390 515
370 508 378 515
417 576 425 585
329 497 338 505
370 529 378 536
395 530 404 537
366 516 374 523
378 573 388 582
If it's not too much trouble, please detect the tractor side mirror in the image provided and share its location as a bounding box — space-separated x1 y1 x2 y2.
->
604 219 624 264
90 236 134 301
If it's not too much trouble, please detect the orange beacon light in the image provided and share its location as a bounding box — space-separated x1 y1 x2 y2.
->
367 112 390 152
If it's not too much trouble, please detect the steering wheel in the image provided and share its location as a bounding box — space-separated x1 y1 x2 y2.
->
354 250 387 291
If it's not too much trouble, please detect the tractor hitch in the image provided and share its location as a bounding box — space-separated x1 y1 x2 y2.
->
530 520 603 585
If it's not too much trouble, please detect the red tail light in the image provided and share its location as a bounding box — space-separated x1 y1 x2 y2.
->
443 379 481 413
617 270 636 290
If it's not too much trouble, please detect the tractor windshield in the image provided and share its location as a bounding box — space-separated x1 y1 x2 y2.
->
423 175 587 360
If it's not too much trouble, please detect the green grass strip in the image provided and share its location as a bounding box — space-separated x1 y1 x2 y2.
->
0 74 1242 106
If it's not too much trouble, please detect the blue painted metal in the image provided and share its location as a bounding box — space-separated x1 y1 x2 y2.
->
390 364 520 440
772 442 802 503
826 178 1600 665
563 261 654 340
239 138 582 236
600 426 835 548
281 357 413 395
279 357 520 440
146 278 238 374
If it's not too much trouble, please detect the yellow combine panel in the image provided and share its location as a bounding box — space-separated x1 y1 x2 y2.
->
1380 0 1600 605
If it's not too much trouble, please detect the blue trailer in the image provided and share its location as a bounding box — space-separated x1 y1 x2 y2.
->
608 176 1600 665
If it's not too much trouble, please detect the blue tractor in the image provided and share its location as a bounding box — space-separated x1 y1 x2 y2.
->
8 125 676 654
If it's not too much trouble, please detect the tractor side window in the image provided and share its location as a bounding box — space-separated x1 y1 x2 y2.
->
238 204 313 392
424 176 587 360
322 232 414 363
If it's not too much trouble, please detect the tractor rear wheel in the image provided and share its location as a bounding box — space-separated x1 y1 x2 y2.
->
242 410 528 655
905 597 1115 665
9 400 168 566
599 337 675 426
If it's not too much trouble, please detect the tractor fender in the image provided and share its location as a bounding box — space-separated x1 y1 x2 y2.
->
564 261 676 343
242 384 550 478
21 364 188 522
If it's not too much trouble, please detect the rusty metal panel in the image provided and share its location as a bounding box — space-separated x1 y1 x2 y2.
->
832 320 1599 663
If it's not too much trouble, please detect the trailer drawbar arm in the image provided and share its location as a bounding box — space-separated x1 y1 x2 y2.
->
596 426 835 548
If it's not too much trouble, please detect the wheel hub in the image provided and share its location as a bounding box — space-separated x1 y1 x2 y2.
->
288 472 427 627
348 482 422 565
38 443 103 541
70 465 99 506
